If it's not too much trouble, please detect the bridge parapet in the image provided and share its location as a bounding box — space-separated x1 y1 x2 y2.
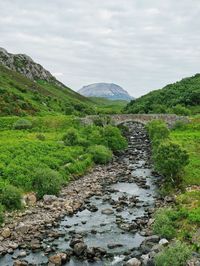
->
81 114 189 127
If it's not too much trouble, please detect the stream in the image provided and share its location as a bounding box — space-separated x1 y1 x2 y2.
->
0 122 161 266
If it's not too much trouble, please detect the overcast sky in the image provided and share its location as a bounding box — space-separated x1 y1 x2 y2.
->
1 0 200 97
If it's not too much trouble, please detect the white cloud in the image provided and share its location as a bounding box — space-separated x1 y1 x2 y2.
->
0 0 200 97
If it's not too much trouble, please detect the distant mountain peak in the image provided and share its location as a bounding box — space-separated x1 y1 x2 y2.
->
0 47 55 82
78 83 133 101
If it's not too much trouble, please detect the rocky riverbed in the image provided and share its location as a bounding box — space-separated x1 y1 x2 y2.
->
0 122 168 266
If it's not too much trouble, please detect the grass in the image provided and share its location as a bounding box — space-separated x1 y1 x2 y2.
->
0 115 127 220
0 64 94 116
152 116 200 256
171 118 200 186
89 97 128 114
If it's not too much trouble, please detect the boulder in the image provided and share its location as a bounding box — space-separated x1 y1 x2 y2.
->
159 238 169 246
43 195 57 204
125 258 141 266
49 253 68 266
2 228 11 238
101 208 114 215
73 242 87 256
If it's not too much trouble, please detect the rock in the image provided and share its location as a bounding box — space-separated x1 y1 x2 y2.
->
73 242 87 256
125 258 141 266
24 192 37 206
159 238 169 246
15 223 30 234
43 195 57 204
13 260 28 266
101 208 114 215
107 243 123 249
2 227 11 238
141 254 150 265
18 251 27 257
49 253 68 265
69 234 83 248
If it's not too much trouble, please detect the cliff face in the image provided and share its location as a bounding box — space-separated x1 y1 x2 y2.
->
78 83 133 101
0 48 55 82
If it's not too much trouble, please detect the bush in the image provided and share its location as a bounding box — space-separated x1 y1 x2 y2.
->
188 207 200 223
0 183 21 210
36 134 46 141
62 128 79 146
0 204 4 224
172 105 191 116
13 119 33 130
153 208 176 239
153 142 189 183
146 120 169 141
93 115 112 127
102 125 127 152
154 241 192 266
88 145 112 164
31 168 63 199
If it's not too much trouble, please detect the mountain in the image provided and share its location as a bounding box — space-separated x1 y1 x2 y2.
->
0 48 93 116
78 83 133 101
125 74 200 115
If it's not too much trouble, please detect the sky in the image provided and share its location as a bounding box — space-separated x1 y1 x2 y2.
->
1 0 200 97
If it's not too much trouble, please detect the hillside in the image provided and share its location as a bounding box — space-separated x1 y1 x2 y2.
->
125 74 200 115
0 49 94 116
78 83 133 101
89 97 127 114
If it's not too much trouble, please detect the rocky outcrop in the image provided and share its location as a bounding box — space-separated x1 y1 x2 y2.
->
0 47 55 82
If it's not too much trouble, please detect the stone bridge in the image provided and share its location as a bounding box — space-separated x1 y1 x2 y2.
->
81 114 189 127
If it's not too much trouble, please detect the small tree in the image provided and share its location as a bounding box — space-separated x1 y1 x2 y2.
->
31 168 63 199
62 128 79 146
153 142 189 184
146 120 169 141
13 119 32 130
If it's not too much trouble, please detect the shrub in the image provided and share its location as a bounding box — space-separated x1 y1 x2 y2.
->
153 208 176 239
36 134 46 141
62 128 79 146
0 183 22 210
154 241 192 266
146 120 169 141
102 125 127 152
188 207 200 223
153 142 189 183
172 105 191 116
93 115 112 127
88 145 112 164
0 204 4 224
31 168 63 199
13 119 33 130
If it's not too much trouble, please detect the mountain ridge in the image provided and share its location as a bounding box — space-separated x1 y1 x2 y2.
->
78 83 133 101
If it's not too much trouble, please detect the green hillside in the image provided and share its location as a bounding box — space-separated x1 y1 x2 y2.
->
89 97 128 114
0 64 94 116
125 74 200 115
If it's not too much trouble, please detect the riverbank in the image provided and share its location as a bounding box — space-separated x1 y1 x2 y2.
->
0 122 185 265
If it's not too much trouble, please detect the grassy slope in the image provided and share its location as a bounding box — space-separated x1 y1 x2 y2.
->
125 74 200 114
89 97 128 114
0 64 94 116
159 117 200 246
171 117 200 186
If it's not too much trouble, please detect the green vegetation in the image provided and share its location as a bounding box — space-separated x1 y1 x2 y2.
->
90 97 128 114
146 120 189 185
153 208 176 239
88 145 112 164
148 117 200 261
0 204 4 224
0 115 127 218
155 241 192 266
31 168 63 199
125 74 200 115
0 64 94 117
